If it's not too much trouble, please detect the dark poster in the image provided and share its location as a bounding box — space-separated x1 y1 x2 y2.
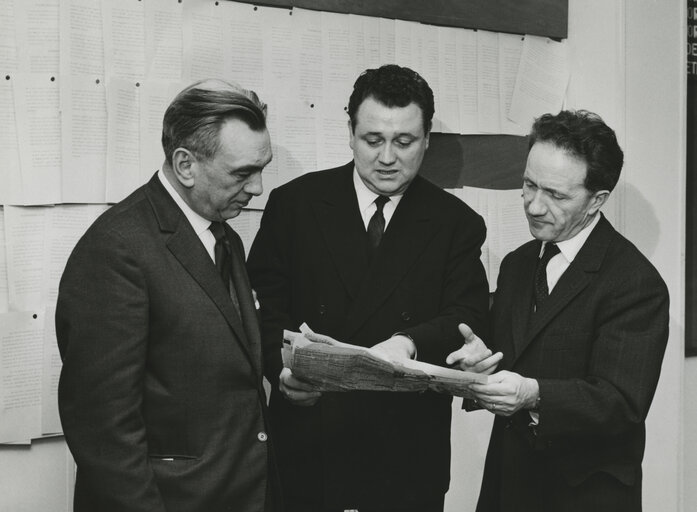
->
687 0 697 355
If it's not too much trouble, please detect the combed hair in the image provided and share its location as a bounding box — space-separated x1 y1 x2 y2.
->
162 79 267 165
347 64 434 134
529 109 624 193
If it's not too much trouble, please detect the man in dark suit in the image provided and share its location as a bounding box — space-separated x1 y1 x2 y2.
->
448 110 669 512
247 64 498 512
56 79 280 512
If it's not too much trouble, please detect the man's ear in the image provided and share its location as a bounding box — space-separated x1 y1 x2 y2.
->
171 148 196 188
588 190 610 216
348 119 355 151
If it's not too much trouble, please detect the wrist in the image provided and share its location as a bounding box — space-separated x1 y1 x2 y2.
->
525 378 540 410
391 333 417 359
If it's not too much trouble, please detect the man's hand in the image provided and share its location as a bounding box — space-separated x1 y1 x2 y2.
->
445 323 502 374
469 370 539 416
370 335 416 363
278 367 321 407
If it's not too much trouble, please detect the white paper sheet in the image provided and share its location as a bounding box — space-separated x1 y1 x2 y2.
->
456 29 478 134
509 35 570 129
15 0 60 74
498 33 526 135
315 101 352 171
182 0 226 82
59 0 104 78
41 306 61 435
105 77 141 203
477 30 501 134
437 26 461 134
321 11 355 105
0 207 8 313
293 8 323 103
223 1 264 92
261 5 298 99
0 0 19 72
102 0 145 81
13 73 62 205
0 77 23 205
60 76 107 203
144 0 183 81
0 310 44 443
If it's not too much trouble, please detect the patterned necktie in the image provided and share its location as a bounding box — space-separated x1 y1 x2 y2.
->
367 195 390 249
534 242 560 310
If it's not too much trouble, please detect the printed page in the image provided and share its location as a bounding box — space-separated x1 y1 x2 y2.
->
419 24 442 133
144 0 183 81
102 0 145 81
41 306 61 435
139 79 182 184
476 30 501 134
15 0 60 74
13 73 62 205
437 26 461 134
315 100 352 171
394 19 420 70
0 0 18 72
509 35 570 128
379 18 395 64
4 206 48 311
0 208 8 313
105 77 141 203
0 310 45 443
357 14 381 71
321 11 355 105
59 0 104 78
261 5 298 99
498 33 526 135
293 8 323 103
0 76 23 205
182 0 225 82
223 1 264 93
455 29 478 134
60 76 107 203
274 98 317 182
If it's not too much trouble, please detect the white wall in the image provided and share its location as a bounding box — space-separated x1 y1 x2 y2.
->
447 1 687 510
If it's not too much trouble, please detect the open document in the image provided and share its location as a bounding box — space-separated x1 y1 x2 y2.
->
282 328 487 397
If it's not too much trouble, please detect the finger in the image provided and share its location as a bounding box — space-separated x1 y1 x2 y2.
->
446 345 481 366
457 323 475 342
305 332 337 345
469 352 503 375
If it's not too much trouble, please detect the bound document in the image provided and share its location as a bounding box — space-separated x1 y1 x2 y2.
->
282 326 487 397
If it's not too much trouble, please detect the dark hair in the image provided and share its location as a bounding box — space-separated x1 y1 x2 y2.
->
162 79 267 165
528 109 624 193
347 64 434 134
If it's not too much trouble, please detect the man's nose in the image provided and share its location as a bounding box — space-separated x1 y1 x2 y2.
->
525 190 547 216
245 172 263 196
378 143 396 165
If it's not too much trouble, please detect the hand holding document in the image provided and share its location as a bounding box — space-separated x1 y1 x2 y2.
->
282 326 488 398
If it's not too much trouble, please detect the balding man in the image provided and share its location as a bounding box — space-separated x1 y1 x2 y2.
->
56 79 280 512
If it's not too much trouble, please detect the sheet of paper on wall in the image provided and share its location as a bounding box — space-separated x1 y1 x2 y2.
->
13 73 62 205
509 35 570 129
282 327 487 397
0 310 44 443
0 77 23 205
60 76 108 203
498 33 527 136
41 306 62 435
106 77 141 203
0 207 9 313
14 0 59 75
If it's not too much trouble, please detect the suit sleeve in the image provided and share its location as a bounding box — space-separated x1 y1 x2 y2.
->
246 188 290 388
400 209 490 364
534 265 669 441
56 228 167 512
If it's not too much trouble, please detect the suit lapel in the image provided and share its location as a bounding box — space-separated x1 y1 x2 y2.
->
513 215 613 362
311 163 371 300
509 241 540 360
341 177 439 341
144 175 256 368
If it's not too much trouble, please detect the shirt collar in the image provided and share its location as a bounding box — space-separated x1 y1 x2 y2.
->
158 170 212 237
352 168 404 212
543 213 601 263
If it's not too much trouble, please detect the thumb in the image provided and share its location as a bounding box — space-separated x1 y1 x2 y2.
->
458 323 475 342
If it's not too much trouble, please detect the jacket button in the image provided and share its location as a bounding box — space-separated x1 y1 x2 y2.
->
257 432 268 442
401 311 411 321
318 304 326 315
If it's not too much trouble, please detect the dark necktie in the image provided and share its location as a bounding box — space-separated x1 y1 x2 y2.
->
209 221 232 291
367 195 390 249
534 242 560 310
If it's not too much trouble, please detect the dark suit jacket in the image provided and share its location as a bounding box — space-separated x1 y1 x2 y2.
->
476 214 669 512
56 174 279 512
247 162 489 509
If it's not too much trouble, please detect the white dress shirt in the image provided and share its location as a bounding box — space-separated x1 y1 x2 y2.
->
353 169 403 230
158 170 217 263
543 213 601 292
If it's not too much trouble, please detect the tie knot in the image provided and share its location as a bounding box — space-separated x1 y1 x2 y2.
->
540 242 560 264
374 195 389 212
209 221 227 242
